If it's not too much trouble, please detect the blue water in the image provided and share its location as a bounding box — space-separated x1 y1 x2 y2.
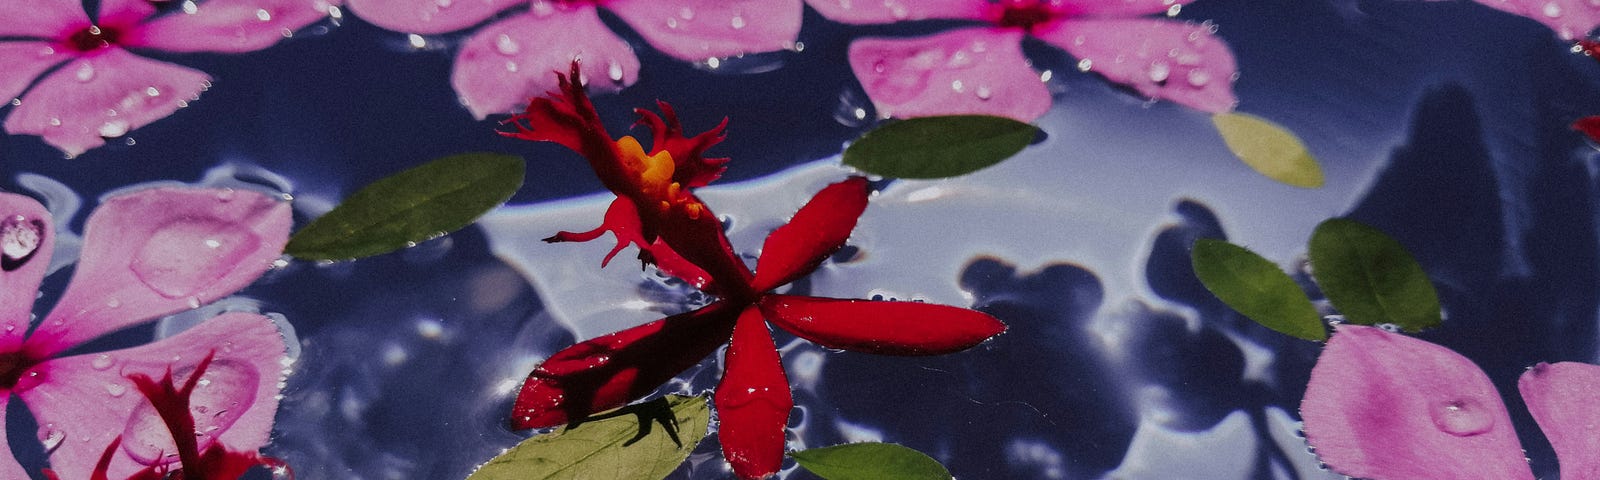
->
3 0 1599 478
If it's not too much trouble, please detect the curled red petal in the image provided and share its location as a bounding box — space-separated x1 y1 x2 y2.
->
759 294 1006 356
545 197 649 268
1573 115 1600 143
512 302 740 429
641 237 715 291
714 308 793 479
751 177 871 292
500 62 636 194
635 102 730 188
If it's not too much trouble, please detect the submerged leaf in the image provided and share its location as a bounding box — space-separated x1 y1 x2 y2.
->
789 443 951 480
287 153 525 260
843 115 1037 179
1190 239 1325 341
470 395 710 480
1211 112 1324 188
1308 218 1441 331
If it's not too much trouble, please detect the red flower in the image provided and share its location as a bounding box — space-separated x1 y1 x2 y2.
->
502 63 1007 479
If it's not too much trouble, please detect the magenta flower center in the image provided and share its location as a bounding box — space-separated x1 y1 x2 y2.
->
0 350 42 391
993 2 1063 31
64 24 123 53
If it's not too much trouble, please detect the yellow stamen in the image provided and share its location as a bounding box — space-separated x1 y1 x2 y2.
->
616 136 675 197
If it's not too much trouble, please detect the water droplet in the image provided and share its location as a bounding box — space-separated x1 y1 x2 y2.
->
435 0 452 7
494 34 519 55
1039 69 1054 82
39 428 64 453
531 1 553 16
947 51 972 68
182 1 198 14
1076 58 1093 72
1430 398 1494 436
187 297 201 309
1148 62 1171 83
975 86 993 100
1 215 42 271
1166 4 1181 16
91 354 114 370
678 6 694 19
98 120 129 138
950 79 965 92
407 34 426 49
504 60 518 72
1544 2 1563 17
8 98 18 106
122 360 259 463
705 57 720 69
607 60 625 82
666 17 679 29
75 63 95 82
255 9 272 21
47 117 61 126
106 383 126 397
872 60 887 73
730 15 746 29
130 217 263 299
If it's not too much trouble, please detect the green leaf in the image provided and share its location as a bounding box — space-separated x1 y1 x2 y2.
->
843 115 1038 179
1211 112 1325 188
286 152 525 260
468 395 711 480
789 443 951 480
1308 218 1441 332
1191 239 1326 341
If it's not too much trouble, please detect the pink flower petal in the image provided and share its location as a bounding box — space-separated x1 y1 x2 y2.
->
0 0 89 37
4 50 211 157
847 28 1052 121
24 187 290 357
346 0 519 34
17 312 288 480
606 0 803 60
1519 362 1600 479
451 9 638 119
512 302 739 429
714 307 792 479
1300 325 1534 480
97 0 159 24
1059 0 1201 17
0 42 70 104
759 294 1006 355
752 177 868 292
0 193 54 350
128 0 338 53
1033 18 1237 113
0 395 29 479
1471 0 1600 40
804 0 988 24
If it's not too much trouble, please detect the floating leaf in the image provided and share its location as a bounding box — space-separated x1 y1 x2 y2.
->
1190 239 1325 341
286 153 525 260
1211 112 1324 188
1308 218 1441 331
468 395 710 480
789 443 951 480
843 115 1037 179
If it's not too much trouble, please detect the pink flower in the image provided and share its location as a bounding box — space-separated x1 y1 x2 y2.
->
0 0 338 156
1301 325 1600 479
344 0 803 119
0 186 292 479
806 0 1239 121
1473 0 1600 41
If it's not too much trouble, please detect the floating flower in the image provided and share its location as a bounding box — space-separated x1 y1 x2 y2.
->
346 0 803 119
502 65 1007 479
0 0 339 156
0 186 292 479
806 0 1239 121
1301 325 1600 479
1477 0 1600 41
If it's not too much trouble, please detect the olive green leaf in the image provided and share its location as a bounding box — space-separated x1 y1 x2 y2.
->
468 395 711 480
1191 239 1326 341
789 442 951 480
1308 218 1441 332
843 115 1038 179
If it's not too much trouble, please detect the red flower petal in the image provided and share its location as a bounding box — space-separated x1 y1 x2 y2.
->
544 197 648 268
1300 325 1533 480
1573 115 1600 143
759 294 1005 356
1519 362 1600 479
714 308 793 479
635 101 729 189
512 302 739 429
751 177 870 292
501 62 632 190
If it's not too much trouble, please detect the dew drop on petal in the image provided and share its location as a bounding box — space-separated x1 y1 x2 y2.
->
75 63 95 82
106 383 127 397
91 354 114 370
1076 58 1093 72
255 9 272 21
8 98 18 106
494 34 519 55
1544 2 1563 17
38 427 64 454
129 218 262 299
1429 398 1494 436
98 120 129 138
976 85 993 100
1 215 42 271
1148 62 1171 83
730 15 746 29
182 1 197 14
950 79 965 92
1186 69 1211 87
407 34 426 49
607 60 625 82
1167 4 1181 16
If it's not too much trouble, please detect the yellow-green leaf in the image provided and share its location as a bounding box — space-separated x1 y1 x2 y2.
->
1212 112 1324 188
468 395 710 480
790 443 951 480
286 152 524 261
1191 239 1326 341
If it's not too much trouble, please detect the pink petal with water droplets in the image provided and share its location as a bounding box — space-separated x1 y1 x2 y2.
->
18 312 288 480
0 42 70 105
129 0 337 53
1063 0 1201 17
347 0 519 34
0 193 54 350
451 9 638 119
4 50 211 157
1471 0 1600 40
1519 362 1600 479
714 307 793 479
804 0 987 24
1300 325 1534 480
97 0 159 24
848 28 1050 121
24 187 290 357
1034 18 1237 113
0 396 27 479
0 0 89 37
607 0 802 60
